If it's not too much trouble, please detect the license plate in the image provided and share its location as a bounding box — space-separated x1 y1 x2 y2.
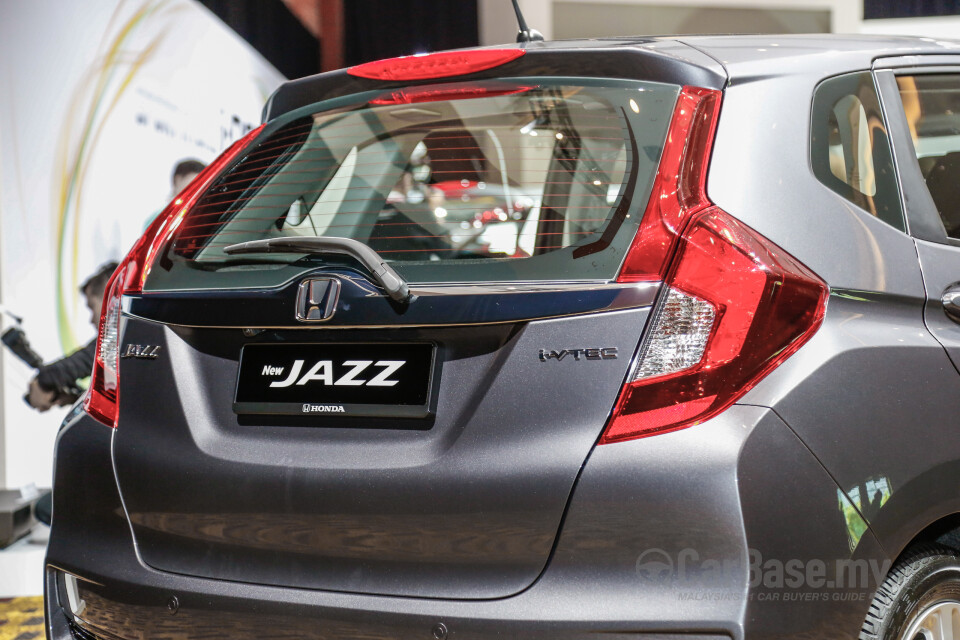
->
234 343 435 418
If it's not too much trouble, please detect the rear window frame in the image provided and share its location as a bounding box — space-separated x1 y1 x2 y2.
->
144 77 682 293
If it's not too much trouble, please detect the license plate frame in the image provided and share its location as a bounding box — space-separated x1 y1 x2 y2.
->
233 342 436 418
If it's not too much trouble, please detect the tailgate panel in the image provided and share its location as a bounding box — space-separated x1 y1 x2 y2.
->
112 307 648 599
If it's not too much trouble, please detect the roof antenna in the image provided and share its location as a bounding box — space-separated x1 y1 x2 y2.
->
512 0 544 43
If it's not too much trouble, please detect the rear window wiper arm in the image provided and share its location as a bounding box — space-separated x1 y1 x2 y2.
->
223 237 412 304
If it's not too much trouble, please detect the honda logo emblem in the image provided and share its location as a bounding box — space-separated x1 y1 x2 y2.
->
296 278 340 322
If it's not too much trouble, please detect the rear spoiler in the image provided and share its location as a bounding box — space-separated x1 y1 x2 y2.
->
261 40 726 123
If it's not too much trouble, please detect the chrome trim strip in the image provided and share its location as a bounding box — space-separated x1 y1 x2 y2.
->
409 281 647 295
873 54 960 70
123 281 660 330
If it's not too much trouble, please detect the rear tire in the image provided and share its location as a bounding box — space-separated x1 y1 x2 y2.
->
861 544 960 640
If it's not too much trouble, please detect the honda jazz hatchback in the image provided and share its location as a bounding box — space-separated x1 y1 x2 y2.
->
45 34 960 640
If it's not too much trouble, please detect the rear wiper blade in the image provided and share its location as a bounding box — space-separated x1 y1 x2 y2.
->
223 237 412 304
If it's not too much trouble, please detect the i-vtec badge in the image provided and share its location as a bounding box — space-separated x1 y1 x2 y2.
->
538 348 618 362
121 344 162 359
302 404 346 413
264 360 404 388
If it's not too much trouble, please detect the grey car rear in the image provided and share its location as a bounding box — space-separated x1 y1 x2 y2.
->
44 34 960 640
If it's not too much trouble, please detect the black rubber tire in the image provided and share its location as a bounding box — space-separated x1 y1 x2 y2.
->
861 544 960 640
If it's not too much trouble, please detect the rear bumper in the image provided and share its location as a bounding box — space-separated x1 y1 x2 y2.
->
45 405 880 640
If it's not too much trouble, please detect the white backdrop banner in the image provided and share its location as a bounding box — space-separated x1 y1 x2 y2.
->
0 0 285 489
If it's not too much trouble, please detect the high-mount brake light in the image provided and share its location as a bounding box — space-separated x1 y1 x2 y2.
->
83 126 264 427
370 84 534 105
601 87 828 443
348 49 525 81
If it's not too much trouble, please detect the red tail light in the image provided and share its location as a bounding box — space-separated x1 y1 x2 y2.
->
618 86 720 282
83 264 124 427
348 49 525 81
601 88 828 443
83 126 264 427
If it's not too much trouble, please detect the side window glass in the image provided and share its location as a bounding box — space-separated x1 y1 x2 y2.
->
896 74 960 239
811 72 904 231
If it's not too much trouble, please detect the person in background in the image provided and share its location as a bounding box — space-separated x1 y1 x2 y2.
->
170 158 205 197
143 159 206 230
26 261 119 412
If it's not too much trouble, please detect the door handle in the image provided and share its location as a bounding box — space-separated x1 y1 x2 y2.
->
942 287 960 322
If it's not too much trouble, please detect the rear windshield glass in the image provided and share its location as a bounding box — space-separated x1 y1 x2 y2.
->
144 78 679 291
